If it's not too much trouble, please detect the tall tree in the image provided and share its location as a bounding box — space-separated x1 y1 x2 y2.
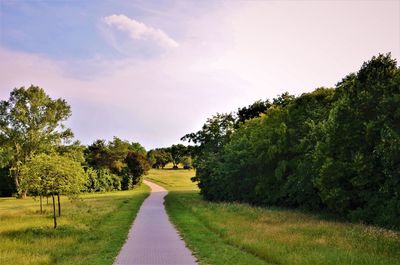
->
0 86 73 197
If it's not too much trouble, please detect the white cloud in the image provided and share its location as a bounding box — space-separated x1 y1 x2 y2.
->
103 14 179 49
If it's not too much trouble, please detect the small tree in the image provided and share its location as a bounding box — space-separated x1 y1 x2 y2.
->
21 154 86 228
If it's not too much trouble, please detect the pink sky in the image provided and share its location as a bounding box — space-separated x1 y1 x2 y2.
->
0 0 399 149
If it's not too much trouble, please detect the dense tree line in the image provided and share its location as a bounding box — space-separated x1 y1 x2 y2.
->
183 54 400 229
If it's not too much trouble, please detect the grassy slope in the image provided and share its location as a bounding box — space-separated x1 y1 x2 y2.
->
0 185 150 265
146 169 400 265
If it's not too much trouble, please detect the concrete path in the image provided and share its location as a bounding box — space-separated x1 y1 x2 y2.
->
114 180 197 265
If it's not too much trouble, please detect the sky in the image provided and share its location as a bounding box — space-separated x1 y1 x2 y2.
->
0 0 399 149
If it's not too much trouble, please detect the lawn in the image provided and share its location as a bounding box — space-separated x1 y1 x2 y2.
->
0 185 150 265
146 169 400 265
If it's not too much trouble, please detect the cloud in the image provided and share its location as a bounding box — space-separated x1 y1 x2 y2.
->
103 14 179 49
1 1 398 150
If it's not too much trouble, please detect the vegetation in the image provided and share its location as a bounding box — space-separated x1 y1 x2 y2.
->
21 154 87 228
147 144 192 169
0 185 149 265
183 54 400 229
0 86 73 198
85 137 149 191
147 169 400 265
0 86 151 231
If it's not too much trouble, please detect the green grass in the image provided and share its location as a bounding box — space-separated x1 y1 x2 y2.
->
0 185 150 265
145 168 198 191
147 169 400 265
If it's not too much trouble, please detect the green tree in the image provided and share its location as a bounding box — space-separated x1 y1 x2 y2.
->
314 53 400 227
150 149 172 169
125 152 150 186
168 144 188 169
0 86 73 197
20 154 86 228
181 156 193 169
236 99 271 125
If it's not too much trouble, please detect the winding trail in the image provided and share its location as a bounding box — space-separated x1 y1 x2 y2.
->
114 180 197 265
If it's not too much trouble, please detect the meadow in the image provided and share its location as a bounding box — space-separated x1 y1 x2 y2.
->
0 185 149 265
146 169 400 265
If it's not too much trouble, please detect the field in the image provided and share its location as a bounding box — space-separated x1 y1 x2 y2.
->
146 169 400 265
0 185 149 265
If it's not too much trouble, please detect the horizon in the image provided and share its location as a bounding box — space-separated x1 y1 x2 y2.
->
1 0 399 149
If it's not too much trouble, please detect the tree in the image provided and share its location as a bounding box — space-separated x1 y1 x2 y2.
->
149 149 172 169
167 144 188 169
314 53 400 226
236 99 271 125
85 140 109 169
0 147 14 196
58 141 85 164
0 86 73 197
181 113 236 187
125 152 150 186
20 154 86 228
181 156 193 169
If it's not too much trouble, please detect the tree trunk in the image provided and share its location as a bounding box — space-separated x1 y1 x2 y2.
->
57 193 61 217
40 195 43 214
21 189 28 199
52 194 57 229
14 175 20 193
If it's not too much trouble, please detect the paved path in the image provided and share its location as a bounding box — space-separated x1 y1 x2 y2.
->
114 180 197 265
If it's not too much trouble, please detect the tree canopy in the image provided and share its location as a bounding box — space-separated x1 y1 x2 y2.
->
0 86 72 197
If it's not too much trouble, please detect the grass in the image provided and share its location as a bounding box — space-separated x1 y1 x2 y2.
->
0 185 150 265
145 168 198 191
146 169 400 265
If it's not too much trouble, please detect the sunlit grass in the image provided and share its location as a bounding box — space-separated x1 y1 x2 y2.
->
148 169 400 265
145 168 198 191
0 185 150 265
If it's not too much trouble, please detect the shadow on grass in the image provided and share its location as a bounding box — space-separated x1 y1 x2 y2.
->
2 225 86 239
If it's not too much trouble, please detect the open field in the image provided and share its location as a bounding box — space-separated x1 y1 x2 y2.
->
145 168 198 191
147 169 400 265
0 185 150 265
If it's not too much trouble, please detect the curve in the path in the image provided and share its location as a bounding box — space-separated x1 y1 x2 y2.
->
114 179 197 265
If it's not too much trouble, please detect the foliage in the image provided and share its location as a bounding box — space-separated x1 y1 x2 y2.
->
147 148 172 169
84 137 147 190
183 54 400 229
20 154 87 228
236 99 271 125
0 85 72 197
21 154 86 197
125 152 151 186
181 156 193 169
167 144 189 168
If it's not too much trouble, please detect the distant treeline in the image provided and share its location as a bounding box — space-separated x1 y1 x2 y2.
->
183 54 400 229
